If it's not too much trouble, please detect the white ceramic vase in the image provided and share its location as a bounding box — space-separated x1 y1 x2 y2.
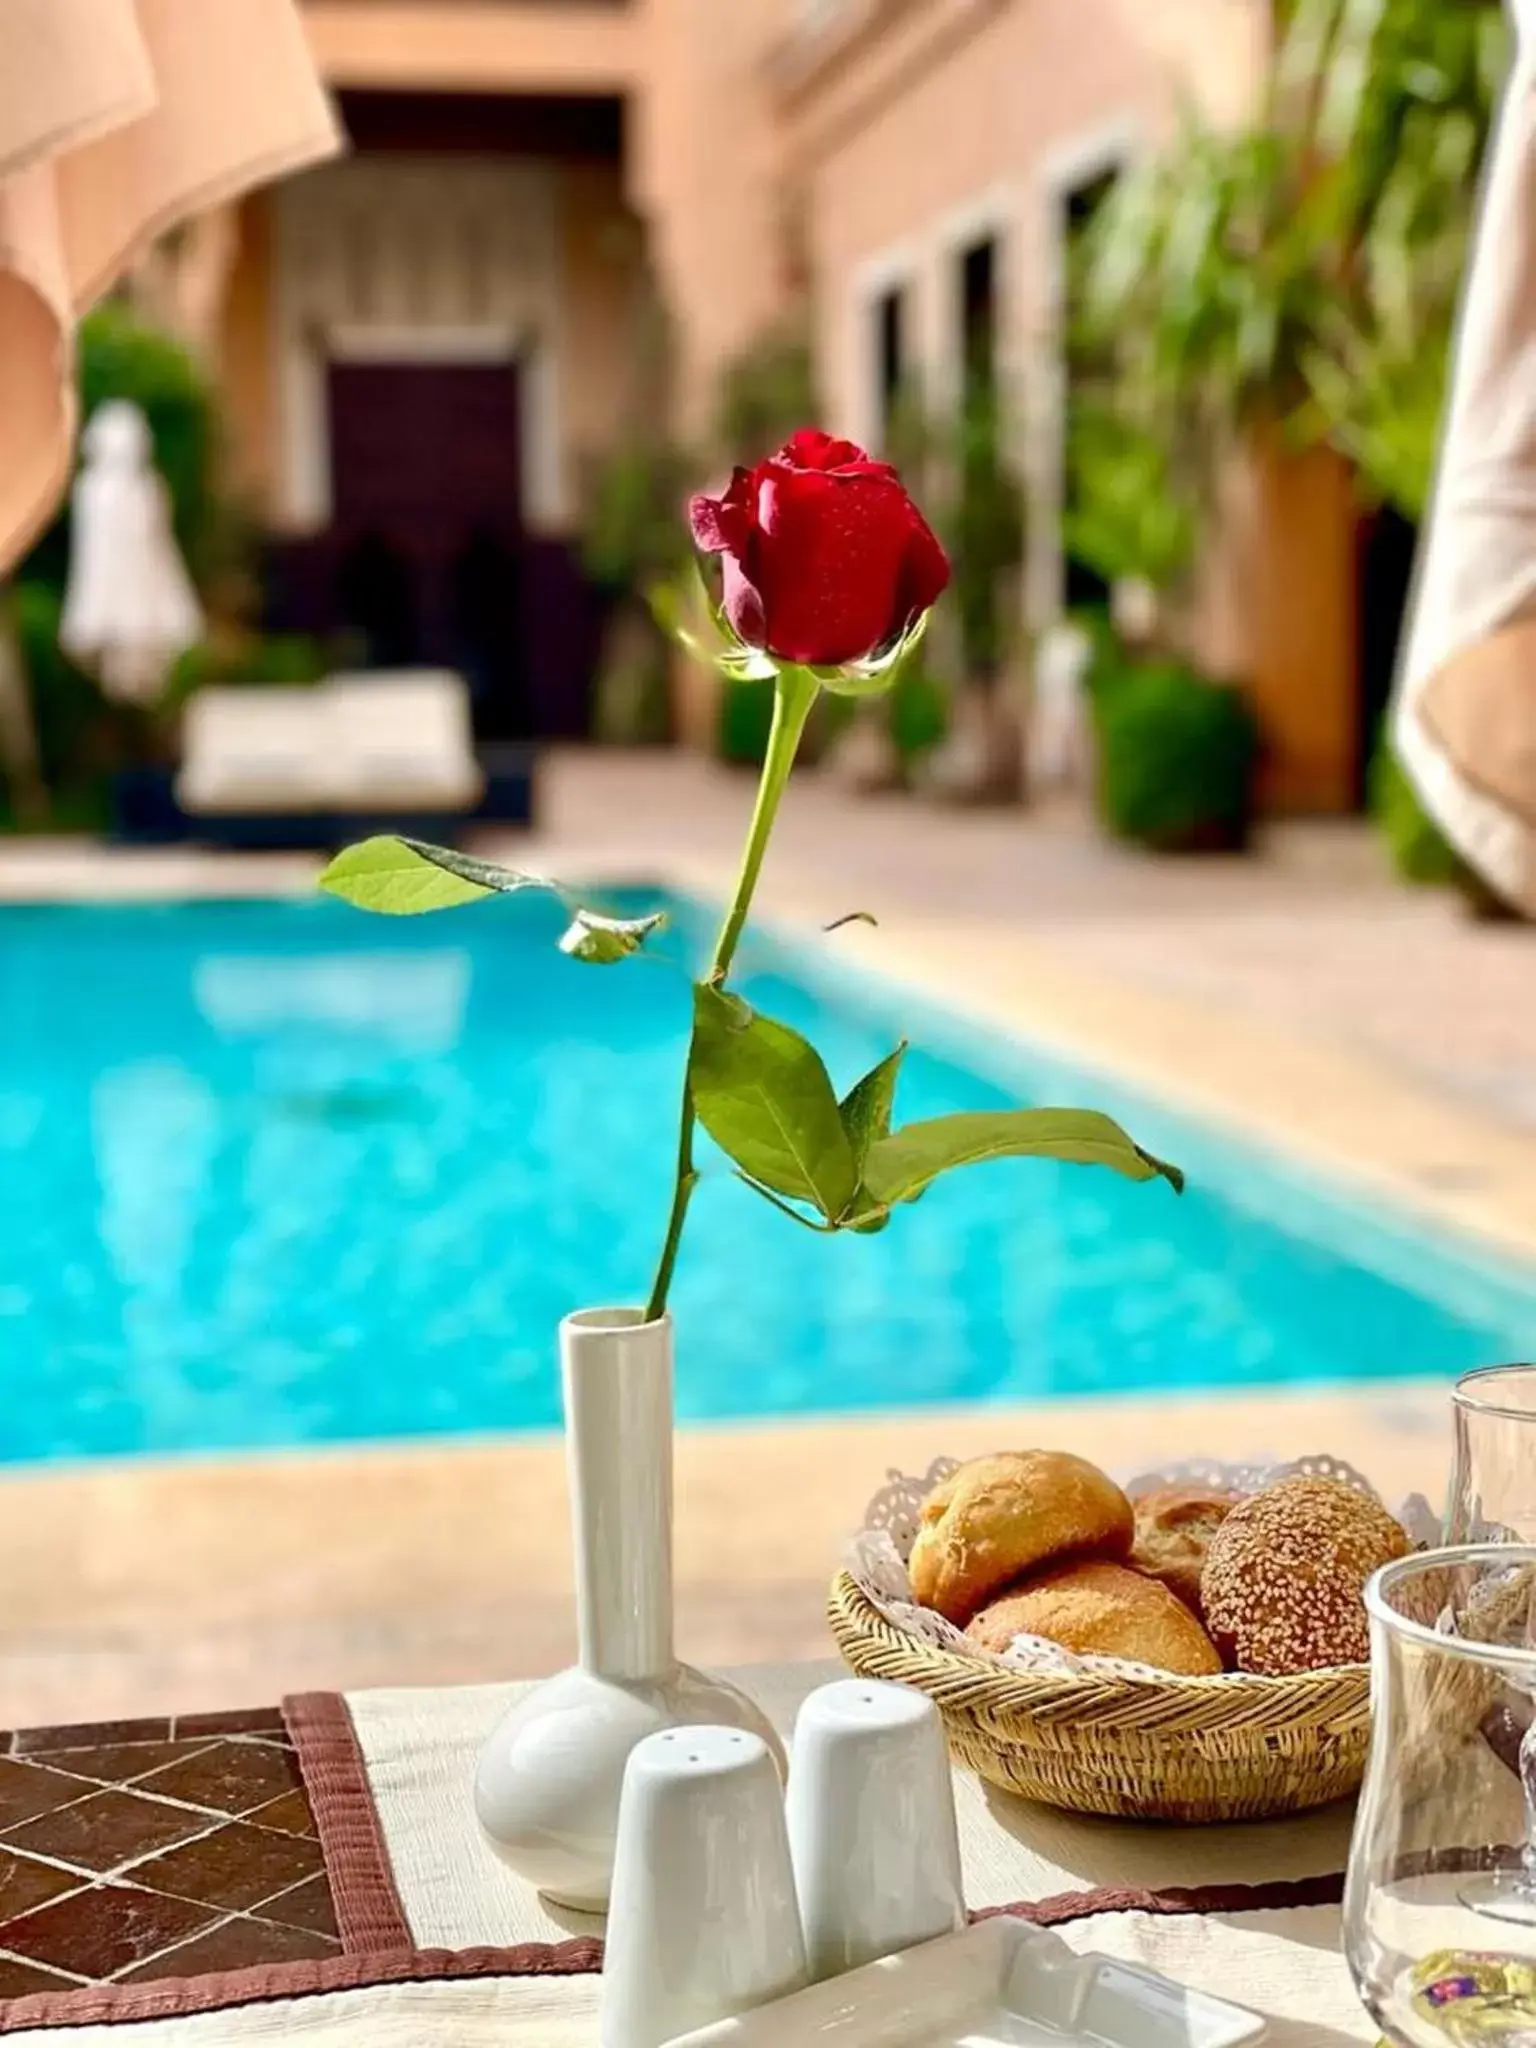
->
474 1308 782 1912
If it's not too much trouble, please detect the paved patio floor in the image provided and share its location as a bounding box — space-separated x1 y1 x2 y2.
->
2 752 1531 1725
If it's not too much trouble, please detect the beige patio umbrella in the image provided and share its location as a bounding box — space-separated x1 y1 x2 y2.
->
0 0 341 570
1395 6 1536 911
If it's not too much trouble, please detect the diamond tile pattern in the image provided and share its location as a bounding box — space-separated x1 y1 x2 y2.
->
0 1711 340 1997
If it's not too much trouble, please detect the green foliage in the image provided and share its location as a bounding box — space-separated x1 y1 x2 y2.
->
860 1109 1183 1205
1292 0 1505 518
1070 121 1329 550
22 303 220 595
9 582 101 795
690 985 858 1223
838 1045 907 1176
1095 662 1260 852
894 387 1026 677
592 626 673 747
687 983 1181 1236
1063 398 1199 591
558 908 669 964
1071 0 1507 533
165 634 330 712
946 388 1026 676
582 444 695 594
320 837 544 914
713 323 819 467
1072 608 1135 706
716 676 778 768
1368 739 1464 885
888 663 949 759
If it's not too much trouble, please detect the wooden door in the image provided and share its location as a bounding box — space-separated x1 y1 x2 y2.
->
326 360 530 736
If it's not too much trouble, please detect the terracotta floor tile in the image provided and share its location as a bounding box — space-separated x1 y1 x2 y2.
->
14 1721 170 1756
1 1885 217 1978
117 1914 340 1983
253 1871 338 1939
0 1955 84 1997
132 1820 322 1915
173 1709 286 1740
0 1760 94 1833
0 1851 84 1926
246 1789 316 1839
38 1740 214 1787
135 1741 302 1818
2 1789 213 1874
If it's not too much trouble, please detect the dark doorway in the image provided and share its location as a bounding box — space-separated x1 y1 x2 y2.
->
1355 503 1419 807
873 286 906 448
326 359 531 740
960 236 997 394
1061 167 1121 614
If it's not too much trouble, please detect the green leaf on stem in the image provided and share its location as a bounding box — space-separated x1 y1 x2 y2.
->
838 1044 907 1175
319 836 545 916
862 1109 1185 1206
689 985 858 1222
559 907 668 964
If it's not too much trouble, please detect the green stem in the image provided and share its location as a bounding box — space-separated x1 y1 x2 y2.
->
643 667 819 1321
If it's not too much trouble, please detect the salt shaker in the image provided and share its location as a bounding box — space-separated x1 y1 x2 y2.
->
601 1724 807 2048
786 1677 965 1980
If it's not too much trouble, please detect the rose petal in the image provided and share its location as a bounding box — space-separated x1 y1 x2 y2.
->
721 551 768 649
893 506 952 626
689 468 756 554
780 428 901 484
781 428 863 473
754 465 914 665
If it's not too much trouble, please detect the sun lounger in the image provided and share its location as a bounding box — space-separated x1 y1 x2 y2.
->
173 668 495 848
323 670 484 814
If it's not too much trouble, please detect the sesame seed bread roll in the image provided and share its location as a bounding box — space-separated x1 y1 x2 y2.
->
908 1451 1135 1627
966 1560 1223 1677
1200 1477 1410 1675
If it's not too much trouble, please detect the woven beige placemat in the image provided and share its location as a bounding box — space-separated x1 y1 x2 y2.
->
339 1665 1358 1951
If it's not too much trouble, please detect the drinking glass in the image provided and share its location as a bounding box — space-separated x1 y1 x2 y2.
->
1346 1546 1536 2045
1448 1366 1536 1545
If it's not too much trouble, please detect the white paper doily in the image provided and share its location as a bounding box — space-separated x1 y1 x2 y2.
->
846 1453 1432 1684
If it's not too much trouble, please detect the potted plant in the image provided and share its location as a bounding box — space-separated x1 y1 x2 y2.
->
582 441 696 748
319 428 1183 1909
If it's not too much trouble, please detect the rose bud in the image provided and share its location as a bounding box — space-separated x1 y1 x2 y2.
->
688 428 950 672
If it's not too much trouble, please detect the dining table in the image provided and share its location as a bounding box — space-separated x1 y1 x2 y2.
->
0 1660 1375 2043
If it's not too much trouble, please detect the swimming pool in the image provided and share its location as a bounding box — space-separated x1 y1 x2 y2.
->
1 889 1532 1462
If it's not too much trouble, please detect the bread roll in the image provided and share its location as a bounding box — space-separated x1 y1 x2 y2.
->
909 1451 1134 1626
1131 1484 1241 1617
1200 1476 1410 1675
966 1560 1223 1676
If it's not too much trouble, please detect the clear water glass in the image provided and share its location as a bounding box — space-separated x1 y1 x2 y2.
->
1448 1367 1536 1545
1346 1546 1536 2045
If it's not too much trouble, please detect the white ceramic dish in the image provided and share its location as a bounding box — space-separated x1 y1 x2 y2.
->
661 1917 1266 2048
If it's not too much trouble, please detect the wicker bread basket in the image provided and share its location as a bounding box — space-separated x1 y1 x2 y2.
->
827 1569 1371 1823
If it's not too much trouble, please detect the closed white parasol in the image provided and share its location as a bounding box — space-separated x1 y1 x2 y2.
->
60 400 203 705
1395 0 1536 910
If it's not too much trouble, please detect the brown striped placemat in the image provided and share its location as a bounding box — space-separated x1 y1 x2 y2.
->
0 1694 1350 2033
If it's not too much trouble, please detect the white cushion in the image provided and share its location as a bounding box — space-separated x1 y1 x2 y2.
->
176 688 330 814
177 671 485 816
324 670 485 810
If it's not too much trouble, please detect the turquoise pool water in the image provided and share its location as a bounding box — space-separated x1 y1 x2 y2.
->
1 890 1532 1462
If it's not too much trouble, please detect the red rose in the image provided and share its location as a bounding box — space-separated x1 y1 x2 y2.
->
688 428 950 669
